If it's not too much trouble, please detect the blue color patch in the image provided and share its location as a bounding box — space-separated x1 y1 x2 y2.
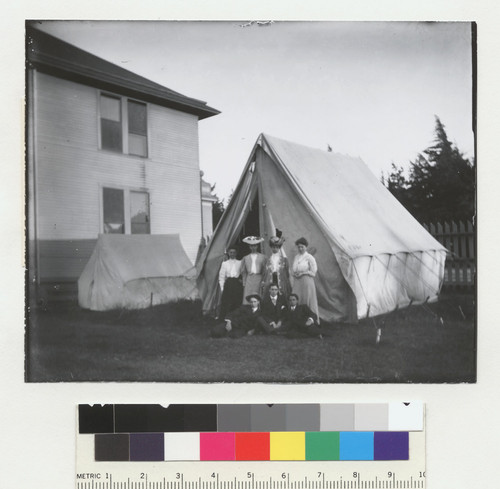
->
339 432 374 460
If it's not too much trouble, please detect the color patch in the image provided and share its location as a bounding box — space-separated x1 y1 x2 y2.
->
389 402 423 431
270 432 305 460
114 404 184 433
79 404 114 434
374 432 409 460
355 404 388 431
235 432 270 460
130 433 164 461
164 432 200 461
339 432 374 460
286 404 320 432
305 431 340 460
217 405 251 432
95 434 129 461
200 432 235 461
320 404 355 431
184 405 217 432
250 404 286 431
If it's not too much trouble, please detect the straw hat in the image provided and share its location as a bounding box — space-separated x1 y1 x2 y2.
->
243 236 264 245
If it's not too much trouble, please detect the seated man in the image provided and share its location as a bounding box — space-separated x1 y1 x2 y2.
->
257 283 287 334
211 294 263 339
283 293 322 339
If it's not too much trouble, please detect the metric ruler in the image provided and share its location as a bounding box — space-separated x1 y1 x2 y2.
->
75 459 426 489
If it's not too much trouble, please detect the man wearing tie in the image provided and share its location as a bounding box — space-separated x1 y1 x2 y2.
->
218 247 243 319
258 283 287 334
283 293 323 339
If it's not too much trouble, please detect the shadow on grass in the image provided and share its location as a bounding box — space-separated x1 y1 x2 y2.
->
26 292 476 383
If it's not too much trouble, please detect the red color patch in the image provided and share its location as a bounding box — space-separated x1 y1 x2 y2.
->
235 432 270 460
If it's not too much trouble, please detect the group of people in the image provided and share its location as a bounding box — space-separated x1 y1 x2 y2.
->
212 235 321 339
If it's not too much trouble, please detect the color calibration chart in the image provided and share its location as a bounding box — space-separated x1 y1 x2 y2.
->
76 403 425 488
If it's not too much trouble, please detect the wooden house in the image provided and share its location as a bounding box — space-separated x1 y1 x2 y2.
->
26 26 220 300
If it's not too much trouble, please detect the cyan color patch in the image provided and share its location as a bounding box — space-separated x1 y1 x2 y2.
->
339 432 374 460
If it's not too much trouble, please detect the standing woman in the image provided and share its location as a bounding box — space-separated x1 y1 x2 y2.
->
262 235 291 298
241 236 267 304
292 237 319 322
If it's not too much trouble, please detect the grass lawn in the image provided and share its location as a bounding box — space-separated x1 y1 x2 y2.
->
26 291 476 383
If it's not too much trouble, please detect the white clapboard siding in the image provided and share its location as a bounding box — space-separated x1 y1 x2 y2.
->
149 104 200 167
33 71 203 268
35 73 98 150
146 161 202 261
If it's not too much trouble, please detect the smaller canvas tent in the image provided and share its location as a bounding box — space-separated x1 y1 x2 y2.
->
196 134 447 322
79 234 198 311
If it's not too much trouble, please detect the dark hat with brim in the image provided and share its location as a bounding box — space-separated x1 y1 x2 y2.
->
245 294 261 302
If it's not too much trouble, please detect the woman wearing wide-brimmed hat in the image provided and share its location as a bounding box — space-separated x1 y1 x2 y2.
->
262 235 291 298
240 236 267 304
291 237 319 322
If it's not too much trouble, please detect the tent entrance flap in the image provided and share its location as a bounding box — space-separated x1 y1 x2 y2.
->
234 192 263 258
195 160 260 315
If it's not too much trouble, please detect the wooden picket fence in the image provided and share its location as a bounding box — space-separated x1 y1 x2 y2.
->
422 220 475 288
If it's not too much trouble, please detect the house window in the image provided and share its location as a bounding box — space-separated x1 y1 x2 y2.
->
130 191 150 234
128 100 148 157
100 95 122 152
102 187 150 234
99 94 148 157
103 187 125 233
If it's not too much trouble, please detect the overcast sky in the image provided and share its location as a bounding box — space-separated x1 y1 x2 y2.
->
34 20 474 201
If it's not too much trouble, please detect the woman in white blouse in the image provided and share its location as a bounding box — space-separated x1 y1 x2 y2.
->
291 237 319 322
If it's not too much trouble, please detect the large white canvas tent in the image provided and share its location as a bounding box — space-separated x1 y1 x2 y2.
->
79 234 198 311
197 134 447 322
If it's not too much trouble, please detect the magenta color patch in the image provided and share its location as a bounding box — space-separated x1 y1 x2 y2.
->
200 432 235 460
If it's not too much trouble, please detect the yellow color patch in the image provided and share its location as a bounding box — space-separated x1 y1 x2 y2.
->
270 432 305 460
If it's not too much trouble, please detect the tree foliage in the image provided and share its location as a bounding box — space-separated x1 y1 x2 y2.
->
211 184 225 230
384 116 475 223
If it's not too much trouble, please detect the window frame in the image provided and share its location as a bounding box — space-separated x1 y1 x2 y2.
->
99 185 151 235
98 91 149 158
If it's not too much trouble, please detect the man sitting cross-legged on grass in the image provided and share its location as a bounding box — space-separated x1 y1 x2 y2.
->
210 294 263 339
256 283 288 334
283 293 323 339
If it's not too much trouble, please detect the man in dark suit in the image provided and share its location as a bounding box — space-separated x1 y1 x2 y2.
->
283 293 323 339
210 294 263 339
257 283 288 334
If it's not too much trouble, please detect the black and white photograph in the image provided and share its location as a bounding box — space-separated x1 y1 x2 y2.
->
25 20 476 383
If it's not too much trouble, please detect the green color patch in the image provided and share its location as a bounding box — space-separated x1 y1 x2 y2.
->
305 431 340 460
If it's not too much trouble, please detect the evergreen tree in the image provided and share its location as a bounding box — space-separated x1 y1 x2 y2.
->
385 162 412 210
385 116 475 223
212 192 225 230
